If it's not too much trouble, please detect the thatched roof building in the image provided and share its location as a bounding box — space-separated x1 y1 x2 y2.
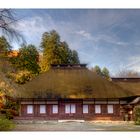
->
12 65 140 121
14 64 134 99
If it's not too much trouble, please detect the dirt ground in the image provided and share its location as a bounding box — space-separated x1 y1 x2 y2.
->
13 120 140 131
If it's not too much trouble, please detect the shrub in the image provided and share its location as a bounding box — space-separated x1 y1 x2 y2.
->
134 105 140 125
0 108 6 114
5 110 14 120
0 115 15 131
1 100 19 119
5 100 19 111
15 70 33 84
6 72 15 80
1 108 18 120
6 70 34 84
15 71 32 84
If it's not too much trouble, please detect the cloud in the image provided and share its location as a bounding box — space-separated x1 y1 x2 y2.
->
74 30 129 50
12 10 135 50
75 30 93 40
14 15 54 46
124 56 140 72
110 56 140 75
14 14 84 50
6 9 140 75
16 17 45 33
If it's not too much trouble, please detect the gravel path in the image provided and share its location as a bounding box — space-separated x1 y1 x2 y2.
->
13 121 140 131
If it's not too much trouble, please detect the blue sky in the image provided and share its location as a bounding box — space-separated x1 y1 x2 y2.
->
2 9 140 75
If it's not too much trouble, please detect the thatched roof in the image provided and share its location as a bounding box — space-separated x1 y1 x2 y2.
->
13 65 134 99
115 81 140 97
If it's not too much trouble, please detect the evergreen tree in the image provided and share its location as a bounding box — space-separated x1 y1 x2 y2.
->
102 67 110 79
71 50 80 64
0 36 11 56
91 65 110 79
12 44 40 74
40 30 80 72
92 65 102 76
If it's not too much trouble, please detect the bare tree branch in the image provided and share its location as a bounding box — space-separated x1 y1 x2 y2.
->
0 9 25 44
115 69 140 78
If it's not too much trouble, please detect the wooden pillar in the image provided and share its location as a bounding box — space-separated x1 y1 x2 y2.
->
19 103 21 116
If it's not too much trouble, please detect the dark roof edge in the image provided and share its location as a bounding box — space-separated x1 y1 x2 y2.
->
111 77 140 79
51 64 87 69
13 96 140 101
111 77 140 82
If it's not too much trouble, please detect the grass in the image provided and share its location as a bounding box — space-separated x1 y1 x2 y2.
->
0 115 15 131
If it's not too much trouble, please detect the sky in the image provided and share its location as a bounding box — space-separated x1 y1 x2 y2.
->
2 9 140 76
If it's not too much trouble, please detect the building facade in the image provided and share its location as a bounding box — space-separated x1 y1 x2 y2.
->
14 64 140 121
16 99 125 120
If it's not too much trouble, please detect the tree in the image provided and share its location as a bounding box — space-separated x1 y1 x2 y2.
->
91 65 110 79
102 67 110 79
0 36 12 74
116 69 139 78
41 30 62 62
40 30 80 72
40 30 61 71
11 44 40 74
59 41 71 64
91 65 102 76
58 42 80 64
0 36 11 56
70 50 80 64
0 9 24 42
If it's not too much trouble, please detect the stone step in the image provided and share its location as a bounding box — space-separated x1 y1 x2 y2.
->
58 120 85 123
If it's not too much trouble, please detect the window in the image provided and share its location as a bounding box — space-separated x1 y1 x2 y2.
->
65 104 76 113
40 105 46 114
71 104 76 113
27 105 33 114
65 104 70 113
83 105 88 113
95 105 101 114
107 105 113 114
52 105 58 114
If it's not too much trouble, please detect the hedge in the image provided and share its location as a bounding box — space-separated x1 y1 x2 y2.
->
134 105 140 125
